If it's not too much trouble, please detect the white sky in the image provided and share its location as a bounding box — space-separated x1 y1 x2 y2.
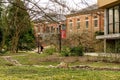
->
38 0 97 10
29 0 97 20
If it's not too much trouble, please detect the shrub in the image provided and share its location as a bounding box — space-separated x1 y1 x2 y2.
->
44 47 56 55
70 46 83 56
95 31 104 36
61 46 70 57
0 49 7 55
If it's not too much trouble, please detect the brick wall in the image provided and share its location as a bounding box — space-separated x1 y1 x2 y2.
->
66 10 104 38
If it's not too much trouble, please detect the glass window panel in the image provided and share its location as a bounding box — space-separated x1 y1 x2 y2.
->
77 21 80 29
114 6 119 33
69 22 72 29
86 21 89 28
85 17 88 20
94 20 98 27
56 28 58 32
109 8 113 24
109 8 113 34
94 16 98 18
109 24 113 34
46 27 50 33
62 24 66 30
51 26 54 33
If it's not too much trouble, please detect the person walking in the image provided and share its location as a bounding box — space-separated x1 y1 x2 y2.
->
40 45 44 53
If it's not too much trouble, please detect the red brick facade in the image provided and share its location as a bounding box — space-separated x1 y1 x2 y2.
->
66 10 104 38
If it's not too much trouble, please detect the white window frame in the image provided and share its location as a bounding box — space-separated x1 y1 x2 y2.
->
93 16 99 27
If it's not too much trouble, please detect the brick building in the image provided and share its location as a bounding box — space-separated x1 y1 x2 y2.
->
34 13 66 47
66 4 104 38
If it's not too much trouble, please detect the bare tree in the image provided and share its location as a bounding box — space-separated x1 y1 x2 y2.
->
0 0 98 53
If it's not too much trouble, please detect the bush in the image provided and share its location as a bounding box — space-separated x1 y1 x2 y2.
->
44 47 56 55
61 46 84 57
61 46 70 57
95 31 104 36
70 46 83 56
0 49 7 55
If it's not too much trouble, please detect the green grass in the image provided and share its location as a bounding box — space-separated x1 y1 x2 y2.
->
0 57 12 66
0 51 30 56
12 52 120 68
0 66 120 80
70 61 120 68
1 52 120 79
12 52 60 65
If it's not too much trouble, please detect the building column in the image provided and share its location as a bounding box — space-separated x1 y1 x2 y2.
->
104 39 106 53
104 9 108 53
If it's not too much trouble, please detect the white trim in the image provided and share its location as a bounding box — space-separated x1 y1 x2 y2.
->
96 34 120 39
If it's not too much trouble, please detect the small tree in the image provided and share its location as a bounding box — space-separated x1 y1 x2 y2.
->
8 0 32 53
18 27 35 51
65 30 95 52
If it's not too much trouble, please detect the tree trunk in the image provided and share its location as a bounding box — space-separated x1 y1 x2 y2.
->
0 32 7 51
10 32 19 53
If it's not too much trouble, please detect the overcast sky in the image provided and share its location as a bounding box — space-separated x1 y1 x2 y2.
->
38 0 97 10
29 0 97 20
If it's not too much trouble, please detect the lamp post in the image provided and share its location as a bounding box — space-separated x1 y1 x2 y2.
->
37 33 40 53
59 24 62 52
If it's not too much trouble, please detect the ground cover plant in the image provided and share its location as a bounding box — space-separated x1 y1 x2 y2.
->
0 66 120 80
0 52 120 80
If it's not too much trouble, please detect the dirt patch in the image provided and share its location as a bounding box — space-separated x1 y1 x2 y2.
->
2 56 22 66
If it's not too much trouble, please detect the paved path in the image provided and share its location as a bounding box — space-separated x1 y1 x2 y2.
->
85 53 99 56
85 52 120 57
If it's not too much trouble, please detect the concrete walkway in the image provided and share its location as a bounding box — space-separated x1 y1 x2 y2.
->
85 52 120 57
85 53 99 56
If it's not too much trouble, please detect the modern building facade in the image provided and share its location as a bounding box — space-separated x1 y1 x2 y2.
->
66 4 104 38
96 0 120 53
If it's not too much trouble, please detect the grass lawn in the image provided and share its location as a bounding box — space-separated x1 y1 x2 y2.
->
0 66 120 80
0 56 12 66
1 52 120 80
12 52 60 65
12 52 120 68
70 61 120 68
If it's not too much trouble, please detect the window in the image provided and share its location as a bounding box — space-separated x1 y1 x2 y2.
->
51 26 55 33
109 8 114 34
62 24 66 30
56 28 59 33
107 5 120 34
114 6 119 33
46 27 50 33
77 19 80 29
69 20 73 29
94 16 98 27
86 21 89 28
94 20 98 27
85 17 89 28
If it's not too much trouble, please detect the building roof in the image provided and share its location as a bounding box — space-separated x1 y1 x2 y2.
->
66 4 103 17
33 13 66 24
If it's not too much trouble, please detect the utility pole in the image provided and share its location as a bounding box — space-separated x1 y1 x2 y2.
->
37 34 40 53
59 24 62 52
